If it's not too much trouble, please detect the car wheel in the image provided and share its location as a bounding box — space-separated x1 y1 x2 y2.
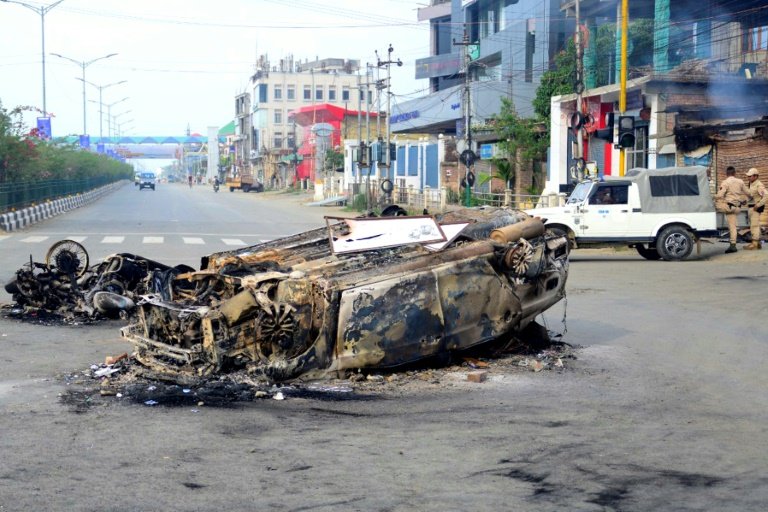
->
656 226 694 261
151 185 155 190
635 243 661 260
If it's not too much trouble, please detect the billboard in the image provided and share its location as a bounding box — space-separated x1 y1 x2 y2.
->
36 117 52 140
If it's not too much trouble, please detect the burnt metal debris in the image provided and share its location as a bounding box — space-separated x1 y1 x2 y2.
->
4 207 569 383
4 239 194 320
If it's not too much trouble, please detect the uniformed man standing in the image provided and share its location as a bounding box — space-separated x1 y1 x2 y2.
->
743 167 767 250
715 166 750 253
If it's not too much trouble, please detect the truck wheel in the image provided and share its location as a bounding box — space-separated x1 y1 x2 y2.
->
243 184 251 193
229 187 235 192
635 244 661 260
656 226 693 261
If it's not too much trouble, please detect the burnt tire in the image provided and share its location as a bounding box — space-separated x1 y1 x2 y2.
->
656 226 694 261
635 244 661 260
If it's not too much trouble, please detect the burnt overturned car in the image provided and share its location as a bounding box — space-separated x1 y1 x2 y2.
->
121 208 569 382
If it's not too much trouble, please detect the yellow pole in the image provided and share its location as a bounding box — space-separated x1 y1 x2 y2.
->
619 0 629 176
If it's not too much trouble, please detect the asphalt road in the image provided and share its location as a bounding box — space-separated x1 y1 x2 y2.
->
1 184 767 511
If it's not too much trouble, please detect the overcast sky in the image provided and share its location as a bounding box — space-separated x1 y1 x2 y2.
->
0 0 430 139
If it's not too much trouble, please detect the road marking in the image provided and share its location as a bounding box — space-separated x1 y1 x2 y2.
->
65 236 87 243
143 236 164 244
183 237 205 245
21 236 49 243
101 236 125 244
222 238 246 246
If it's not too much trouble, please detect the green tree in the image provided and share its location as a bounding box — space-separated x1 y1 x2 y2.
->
594 18 655 87
533 39 577 122
479 156 514 190
323 147 344 174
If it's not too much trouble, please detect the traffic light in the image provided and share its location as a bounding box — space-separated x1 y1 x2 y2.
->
617 116 635 148
389 142 397 162
594 112 614 143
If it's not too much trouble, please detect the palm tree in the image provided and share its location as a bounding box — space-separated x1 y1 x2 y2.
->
480 157 514 190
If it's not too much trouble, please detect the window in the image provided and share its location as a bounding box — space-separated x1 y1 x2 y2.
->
746 25 768 51
328 87 336 101
257 84 268 103
342 86 350 101
626 125 648 169
273 131 283 148
590 185 629 205
525 19 535 83
434 16 452 55
649 175 700 197
274 85 282 100
287 132 295 149
274 110 282 124
303 85 311 100
287 85 295 100
315 86 323 101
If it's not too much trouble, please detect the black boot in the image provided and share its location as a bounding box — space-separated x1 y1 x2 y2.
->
725 243 738 254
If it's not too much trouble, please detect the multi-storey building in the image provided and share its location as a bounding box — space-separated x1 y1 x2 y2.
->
391 0 570 136
247 55 363 187
547 0 768 195
232 92 252 178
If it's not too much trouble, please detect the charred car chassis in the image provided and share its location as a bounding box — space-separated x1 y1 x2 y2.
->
120 208 569 382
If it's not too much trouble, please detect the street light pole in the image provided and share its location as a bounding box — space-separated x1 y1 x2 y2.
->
51 52 118 135
112 110 132 137
1 0 64 116
104 97 128 138
77 79 126 139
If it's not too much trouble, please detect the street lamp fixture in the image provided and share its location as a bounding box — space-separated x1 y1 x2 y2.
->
76 79 126 139
1 0 64 116
50 52 118 135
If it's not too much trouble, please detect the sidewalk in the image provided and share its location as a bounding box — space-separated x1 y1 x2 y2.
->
257 189 351 217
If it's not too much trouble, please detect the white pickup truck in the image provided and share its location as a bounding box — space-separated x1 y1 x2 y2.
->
527 166 740 261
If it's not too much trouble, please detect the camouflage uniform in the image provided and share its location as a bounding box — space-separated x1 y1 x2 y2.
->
716 176 749 244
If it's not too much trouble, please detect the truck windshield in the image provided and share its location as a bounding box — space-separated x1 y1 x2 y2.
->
566 182 592 204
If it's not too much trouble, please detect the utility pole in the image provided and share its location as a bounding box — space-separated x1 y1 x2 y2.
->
575 0 585 179
356 71 362 190
376 44 402 203
454 29 474 207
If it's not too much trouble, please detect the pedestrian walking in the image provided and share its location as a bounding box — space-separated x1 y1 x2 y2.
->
715 166 750 253
743 167 767 250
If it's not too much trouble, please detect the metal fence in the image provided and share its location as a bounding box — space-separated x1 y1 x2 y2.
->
0 177 120 213
345 182 566 214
